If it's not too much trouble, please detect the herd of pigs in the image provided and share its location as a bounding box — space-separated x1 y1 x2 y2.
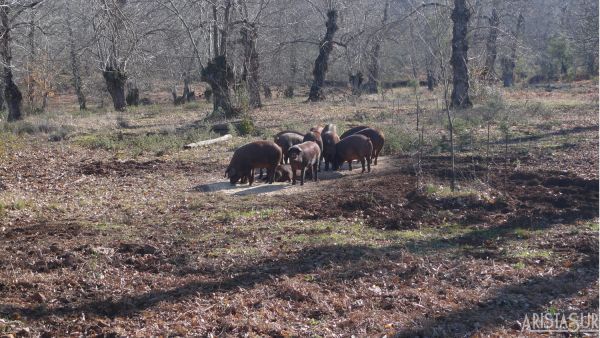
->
224 124 385 186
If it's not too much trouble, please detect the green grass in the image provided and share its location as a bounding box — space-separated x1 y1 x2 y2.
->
379 124 413 155
586 221 600 231
73 127 217 157
512 249 553 259
513 262 526 269
213 208 277 225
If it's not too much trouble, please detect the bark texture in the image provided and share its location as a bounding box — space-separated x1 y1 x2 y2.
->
0 2 23 121
501 13 524 87
482 8 499 80
308 10 338 102
365 2 389 94
201 55 234 117
241 23 261 108
67 9 86 110
450 0 472 108
103 65 127 111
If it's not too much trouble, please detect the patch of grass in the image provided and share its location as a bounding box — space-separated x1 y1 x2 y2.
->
208 246 262 258
513 249 553 259
513 261 526 269
586 221 599 231
11 199 28 210
397 230 427 240
92 222 125 231
182 101 204 111
425 184 483 199
74 127 215 157
213 208 276 225
513 227 543 239
2 119 68 136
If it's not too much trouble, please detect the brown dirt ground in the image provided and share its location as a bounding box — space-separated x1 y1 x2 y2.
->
0 82 598 337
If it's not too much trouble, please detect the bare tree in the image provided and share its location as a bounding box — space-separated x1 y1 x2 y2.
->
481 6 499 80
0 0 40 121
66 5 86 110
501 13 523 87
450 0 472 108
201 0 235 117
364 1 389 94
308 9 338 102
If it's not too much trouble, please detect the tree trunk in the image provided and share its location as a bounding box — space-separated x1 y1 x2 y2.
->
288 32 297 95
126 83 139 106
501 13 524 87
103 66 127 111
241 24 261 108
450 0 472 108
0 2 22 121
308 10 338 102
201 55 234 117
26 9 35 113
67 8 86 110
0 81 5 111
365 1 389 94
482 8 499 80
349 72 363 96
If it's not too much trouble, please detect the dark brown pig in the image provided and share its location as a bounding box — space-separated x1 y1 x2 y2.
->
225 141 282 185
333 134 373 173
274 164 293 182
322 124 337 134
303 131 323 171
261 164 292 183
288 141 321 185
340 125 369 139
274 132 305 164
274 130 303 139
355 128 385 165
321 129 340 171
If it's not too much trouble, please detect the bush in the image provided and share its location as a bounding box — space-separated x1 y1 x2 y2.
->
379 125 412 155
236 118 255 136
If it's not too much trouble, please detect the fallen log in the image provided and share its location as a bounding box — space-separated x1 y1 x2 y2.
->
183 134 232 149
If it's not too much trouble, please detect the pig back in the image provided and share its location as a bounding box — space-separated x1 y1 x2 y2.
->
356 128 384 150
340 125 369 139
303 131 323 151
289 141 321 165
275 133 304 154
230 140 282 171
321 131 340 158
335 134 373 162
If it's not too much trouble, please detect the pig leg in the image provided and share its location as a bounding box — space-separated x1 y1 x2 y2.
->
361 158 366 173
267 166 275 184
318 155 322 172
367 156 371 172
249 169 255 186
313 162 318 182
258 168 264 179
292 165 297 185
300 167 305 186
348 161 352 171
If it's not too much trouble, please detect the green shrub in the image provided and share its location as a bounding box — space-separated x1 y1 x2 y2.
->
380 125 412 155
236 118 255 136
